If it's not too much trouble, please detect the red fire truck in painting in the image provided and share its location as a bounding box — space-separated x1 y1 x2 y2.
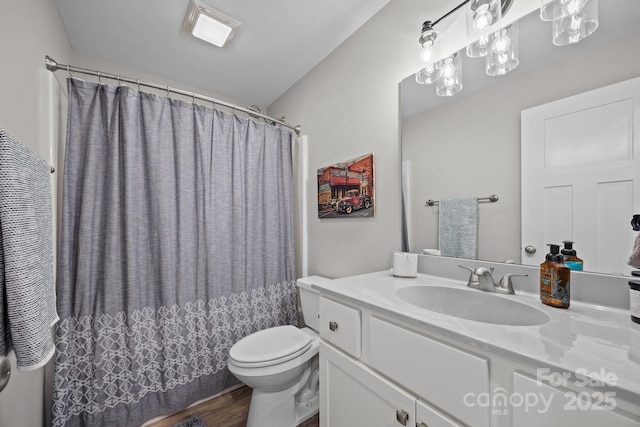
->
337 189 372 214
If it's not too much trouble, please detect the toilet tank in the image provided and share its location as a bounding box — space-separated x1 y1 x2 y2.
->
296 276 330 332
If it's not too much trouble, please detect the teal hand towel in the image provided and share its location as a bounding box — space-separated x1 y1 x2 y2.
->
438 198 479 259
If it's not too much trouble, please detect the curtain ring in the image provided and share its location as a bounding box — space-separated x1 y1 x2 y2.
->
136 79 141 92
97 71 102 84
166 86 170 98
66 65 72 77
192 93 196 104
117 75 121 86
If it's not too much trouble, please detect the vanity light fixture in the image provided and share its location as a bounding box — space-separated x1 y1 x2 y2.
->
184 0 241 48
540 0 588 21
415 21 443 84
414 0 597 97
436 53 463 97
486 23 519 76
550 0 598 45
467 0 503 35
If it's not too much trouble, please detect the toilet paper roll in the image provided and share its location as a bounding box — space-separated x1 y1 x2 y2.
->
393 252 418 278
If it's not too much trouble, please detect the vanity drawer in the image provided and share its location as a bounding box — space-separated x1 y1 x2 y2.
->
319 297 361 358
417 399 465 427
369 317 489 427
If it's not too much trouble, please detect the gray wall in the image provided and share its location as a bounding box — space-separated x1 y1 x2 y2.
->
0 2 71 427
402 31 640 263
268 0 539 279
268 1 417 279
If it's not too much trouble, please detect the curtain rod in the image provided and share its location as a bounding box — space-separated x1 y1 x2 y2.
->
44 56 301 136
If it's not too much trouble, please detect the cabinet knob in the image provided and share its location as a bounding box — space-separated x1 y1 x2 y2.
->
329 321 338 331
524 245 537 254
396 409 409 426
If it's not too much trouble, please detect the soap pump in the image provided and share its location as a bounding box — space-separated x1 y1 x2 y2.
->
561 240 583 271
540 244 570 308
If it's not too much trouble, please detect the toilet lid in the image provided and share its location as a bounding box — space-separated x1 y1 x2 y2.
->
229 325 312 367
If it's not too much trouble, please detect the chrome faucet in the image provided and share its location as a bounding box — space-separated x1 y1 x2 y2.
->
496 273 529 295
473 267 497 292
459 265 528 294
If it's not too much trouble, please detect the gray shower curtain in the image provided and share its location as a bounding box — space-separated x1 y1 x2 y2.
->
52 78 297 426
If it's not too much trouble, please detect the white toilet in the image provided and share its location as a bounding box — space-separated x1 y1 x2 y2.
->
227 276 326 427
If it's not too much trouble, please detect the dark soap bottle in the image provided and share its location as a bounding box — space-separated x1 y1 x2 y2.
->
540 244 570 308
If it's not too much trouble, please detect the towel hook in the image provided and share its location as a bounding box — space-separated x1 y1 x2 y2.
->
0 355 10 394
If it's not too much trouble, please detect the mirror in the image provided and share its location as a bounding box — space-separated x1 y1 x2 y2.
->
400 0 640 275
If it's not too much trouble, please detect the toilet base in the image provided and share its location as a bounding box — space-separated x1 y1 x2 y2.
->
246 362 319 427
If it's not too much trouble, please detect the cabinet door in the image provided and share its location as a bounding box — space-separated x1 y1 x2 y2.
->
369 317 490 426
512 372 640 427
320 341 415 427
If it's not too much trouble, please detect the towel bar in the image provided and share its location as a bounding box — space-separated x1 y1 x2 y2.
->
426 194 498 206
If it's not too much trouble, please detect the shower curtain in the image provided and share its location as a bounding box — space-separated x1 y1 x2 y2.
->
52 78 297 427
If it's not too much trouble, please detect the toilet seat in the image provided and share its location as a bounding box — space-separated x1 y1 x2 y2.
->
229 325 312 368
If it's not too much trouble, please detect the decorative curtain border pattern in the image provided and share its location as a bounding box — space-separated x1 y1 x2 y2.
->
52 280 298 426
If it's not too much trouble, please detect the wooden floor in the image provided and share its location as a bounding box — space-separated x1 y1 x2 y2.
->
147 385 319 427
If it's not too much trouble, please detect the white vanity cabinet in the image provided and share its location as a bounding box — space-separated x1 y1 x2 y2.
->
318 294 640 427
319 296 473 427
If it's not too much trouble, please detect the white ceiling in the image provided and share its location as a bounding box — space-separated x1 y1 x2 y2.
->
54 0 391 107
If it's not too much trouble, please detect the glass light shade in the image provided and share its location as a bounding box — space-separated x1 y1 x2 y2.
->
540 0 588 21
552 0 598 46
415 41 442 84
416 61 442 85
436 54 462 97
486 23 519 76
467 0 502 36
466 33 494 58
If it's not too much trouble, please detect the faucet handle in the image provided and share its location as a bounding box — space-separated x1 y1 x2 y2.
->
458 265 479 287
496 273 528 295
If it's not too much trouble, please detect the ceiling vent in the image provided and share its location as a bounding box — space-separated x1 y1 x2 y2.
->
184 1 241 48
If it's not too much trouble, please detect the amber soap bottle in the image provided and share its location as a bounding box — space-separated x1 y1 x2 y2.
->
561 240 583 271
540 244 570 308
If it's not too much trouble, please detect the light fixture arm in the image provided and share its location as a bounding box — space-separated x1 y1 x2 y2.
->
432 0 472 27
427 0 513 28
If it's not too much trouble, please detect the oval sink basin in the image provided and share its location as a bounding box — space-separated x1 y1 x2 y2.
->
396 286 550 326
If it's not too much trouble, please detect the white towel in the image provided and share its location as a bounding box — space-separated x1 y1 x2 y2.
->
0 130 58 371
438 198 479 260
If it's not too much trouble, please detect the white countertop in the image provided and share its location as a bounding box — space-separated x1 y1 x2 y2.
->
312 270 640 403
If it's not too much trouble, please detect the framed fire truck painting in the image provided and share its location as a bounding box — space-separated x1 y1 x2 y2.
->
317 153 374 218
